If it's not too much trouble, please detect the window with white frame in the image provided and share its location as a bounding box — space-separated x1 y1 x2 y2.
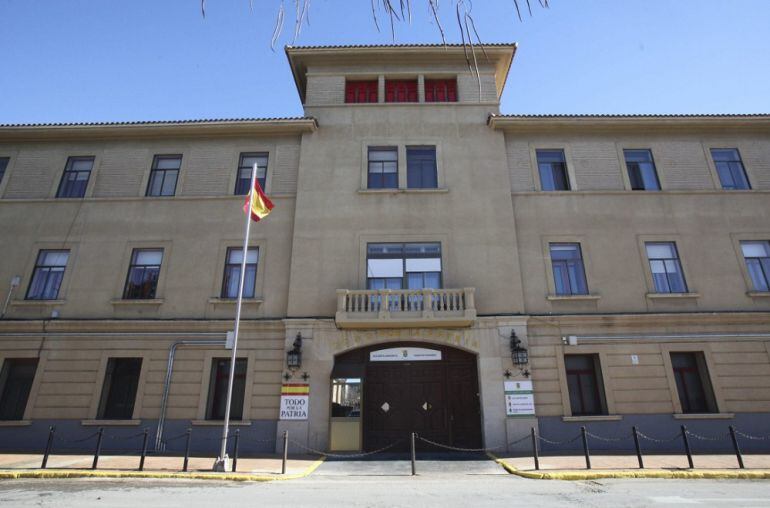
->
221 247 259 299
366 243 442 290
741 241 770 292
645 242 688 293
26 250 70 300
549 243 589 296
367 147 398 189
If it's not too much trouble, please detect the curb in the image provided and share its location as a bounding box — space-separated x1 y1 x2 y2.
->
0 456 325 482
486 453 770 481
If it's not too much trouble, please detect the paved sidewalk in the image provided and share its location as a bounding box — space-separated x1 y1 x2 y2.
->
497 453 770 471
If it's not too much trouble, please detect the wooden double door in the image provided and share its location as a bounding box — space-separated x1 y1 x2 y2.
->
358 343 482 452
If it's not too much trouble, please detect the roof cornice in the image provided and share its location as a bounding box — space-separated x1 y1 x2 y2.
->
488 114 770 132
0 117 318 142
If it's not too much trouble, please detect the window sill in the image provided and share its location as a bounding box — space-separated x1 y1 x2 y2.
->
0 420 32 427
207 298 264 306
746 291 770 298
673 413 734 420
81 419 142 426
358 188 449 194
562 415 623 422
645 292 700 300
10 299 66 307
191 420 252 427
110 298 165 306
546 294 601 301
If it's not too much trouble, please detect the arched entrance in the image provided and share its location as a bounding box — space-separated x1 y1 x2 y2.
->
332 342 482 452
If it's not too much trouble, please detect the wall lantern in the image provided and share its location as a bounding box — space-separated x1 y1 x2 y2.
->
510 330 529 366
286 332 303 370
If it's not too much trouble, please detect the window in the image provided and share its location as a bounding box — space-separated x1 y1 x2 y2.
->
624 149 660 191
536 150 571 191
26 250 69 300
0 157 9 184
56 156 94 198
549 243 589 295
146 155 181 197
0 359 38 421
645 242 688 293
366 243 442 290
332 378 362 418
221 247 259 299
741 241 770 292
711 148 750 190
424 79 457 102
123 249 163 299
206 358 247 420
564 354 606 416
385 79 418 102
345 80 378 103
406 146 438 189
97 358 142 420
235 153 268 195
367 148 398 189
670 352 717 414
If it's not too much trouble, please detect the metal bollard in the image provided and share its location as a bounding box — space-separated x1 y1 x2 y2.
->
281 430 288 474
729 426 745 469
530 427 540 471
580 426 591 470
410 432 417 476
681 425 694 469
92 427 104 470
183 428 192 472
232 429 240 473
632 426 644 469
41 425 56 469
139 428 149 471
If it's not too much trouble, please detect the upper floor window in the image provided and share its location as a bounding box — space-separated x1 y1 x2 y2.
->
56 156 94 198
0 157 9 184
424 79 458 102
97 358 142 420
549 243 588 296
367 243 442 290
646 242 688 293
123 249 163 299
0 358 39 421
670 352 717 414
235 153 268 195
146 155 181 197
406 146 438 189
741 241 770 292
26 250 69 300
221 247 259 299
565 354 606 416
624 149 660 191
368 147 398 189
207 358 247 420
345 80 378 103
711 148 750 190
385 79 418 103
536 150 570 191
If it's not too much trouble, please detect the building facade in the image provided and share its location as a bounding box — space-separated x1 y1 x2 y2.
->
1 44 769 456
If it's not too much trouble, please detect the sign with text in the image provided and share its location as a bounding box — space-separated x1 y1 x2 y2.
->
280 383 309 420
504 380 535 417
370 347 442 362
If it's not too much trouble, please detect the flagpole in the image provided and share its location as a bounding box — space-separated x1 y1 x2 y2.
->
214 162 258 471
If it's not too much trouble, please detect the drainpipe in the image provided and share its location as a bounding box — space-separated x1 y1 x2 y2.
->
0 276 21 319
563 332 770 345
155 339 226 451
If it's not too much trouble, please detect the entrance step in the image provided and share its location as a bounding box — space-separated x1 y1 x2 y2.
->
316 452 507 476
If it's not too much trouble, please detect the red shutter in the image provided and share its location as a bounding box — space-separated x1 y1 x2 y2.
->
385 80 418 103
425 79 458 103
345 80 378 103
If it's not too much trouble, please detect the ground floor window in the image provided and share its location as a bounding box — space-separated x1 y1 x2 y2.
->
206 358 247 420
97 358 142 420
670 352 717 414
565 354 606 416
0 358 38 421
331 378 362 418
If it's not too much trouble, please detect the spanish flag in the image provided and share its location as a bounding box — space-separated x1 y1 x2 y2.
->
243 179 274 222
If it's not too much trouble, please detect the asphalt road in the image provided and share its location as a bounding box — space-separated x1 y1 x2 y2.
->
1 459 769 507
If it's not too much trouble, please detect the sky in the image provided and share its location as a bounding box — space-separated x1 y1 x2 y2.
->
1 0 769 124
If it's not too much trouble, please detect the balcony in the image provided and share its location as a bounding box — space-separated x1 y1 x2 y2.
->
335 288 476 329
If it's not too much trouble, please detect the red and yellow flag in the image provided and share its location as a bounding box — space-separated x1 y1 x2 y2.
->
243 179 274 222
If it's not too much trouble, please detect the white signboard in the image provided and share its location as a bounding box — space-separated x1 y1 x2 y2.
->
279 383 309 420
504 380 535 417
370 347 442 362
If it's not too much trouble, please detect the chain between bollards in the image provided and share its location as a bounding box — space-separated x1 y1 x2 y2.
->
632 426 644 469
530 427 540 471
281 430 288 475
139 428 149 471
41 425 55 469
681 425 694 469
410 432 417 476
91 427 104 470
183 428 192 472
729 425 745 469
231 429 240 472
580 426 591 470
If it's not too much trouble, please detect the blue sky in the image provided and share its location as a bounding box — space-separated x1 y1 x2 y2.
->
1 0 769 124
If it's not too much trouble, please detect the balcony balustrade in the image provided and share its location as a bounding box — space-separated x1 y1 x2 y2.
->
335 287 476 329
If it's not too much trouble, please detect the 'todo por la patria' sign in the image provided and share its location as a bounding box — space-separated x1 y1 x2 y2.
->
280 383 309 420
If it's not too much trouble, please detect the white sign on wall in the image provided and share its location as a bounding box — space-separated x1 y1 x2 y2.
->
504 380 535 417
279 383 309 420
369 347 442 362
